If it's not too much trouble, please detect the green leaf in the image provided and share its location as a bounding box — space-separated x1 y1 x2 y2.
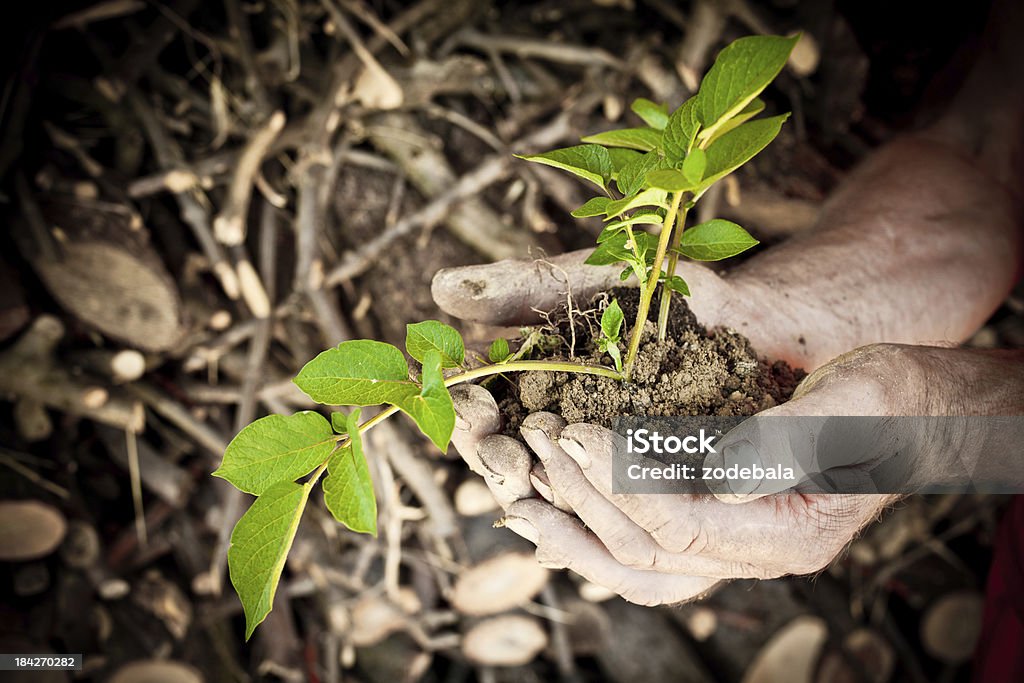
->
677 219 759 261
630 98 669 130
228 480 311 640
294 340 417 406
663 97 700 163
488 338 511 363
619 267 633 281
395 350 455 451
597 213 663 243
581 127 662 152
406 320 464 369
663 274 690 295
324 408 377 536
696 34 798 138
700 97 764 146
616 150 666 197
646 169 695 193
571 197 611 218
605 187 668 220
601 299 624 341
697 114 789 193
586 232 658 267
516 144 612 190
606 343 622 373
608 147 642 174
214 412 336 496
682 148 707 184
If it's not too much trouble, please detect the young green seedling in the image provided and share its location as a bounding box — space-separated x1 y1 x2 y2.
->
217 34 797 638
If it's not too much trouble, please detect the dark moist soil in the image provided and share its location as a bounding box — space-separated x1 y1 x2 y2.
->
497 287 805 432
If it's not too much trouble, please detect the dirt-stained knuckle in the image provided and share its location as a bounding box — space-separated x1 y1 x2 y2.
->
604 528 661 571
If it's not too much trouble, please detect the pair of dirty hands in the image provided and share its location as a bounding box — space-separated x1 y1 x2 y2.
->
431 252 907 605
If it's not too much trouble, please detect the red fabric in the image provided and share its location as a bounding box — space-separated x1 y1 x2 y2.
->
973 496 1024 682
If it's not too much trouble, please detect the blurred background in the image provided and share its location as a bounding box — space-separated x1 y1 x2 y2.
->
0 0 1022 681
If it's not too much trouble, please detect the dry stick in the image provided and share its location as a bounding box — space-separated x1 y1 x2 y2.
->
126 383 229 458
325 108 576 285
222 0 272 115
454 29 625 69
338 0 410 56
125 427 147 547
127 91 241 300
213 111 286 245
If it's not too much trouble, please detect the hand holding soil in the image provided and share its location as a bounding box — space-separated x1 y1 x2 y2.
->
433 118 1024 603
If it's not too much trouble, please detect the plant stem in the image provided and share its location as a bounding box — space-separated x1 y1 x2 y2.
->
335 359 624 447
623 191 683 380
656 201 690 341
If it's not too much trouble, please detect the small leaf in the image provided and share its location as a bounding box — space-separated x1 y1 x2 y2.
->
406 320 464 369
663 274 690 295
696 34 798 137
682 148 707 184
616 150 666 197
516 144 611 190
214 412 336 496
619 267 632 281
605 187 668 220
228 480 311 639
396 350 455 451
324 408 377 536
608 147 642 174
630 98 669 130
697 114 789 193
581 127 662 152
586 232 658 266
571 197 611 218
597 213 663 243
488 338 511 363
606 343 623 372
677 219 759 261
647 169 695 193
699 97 764 146
663 97 700 163
601 299 624 341
294 340 418 406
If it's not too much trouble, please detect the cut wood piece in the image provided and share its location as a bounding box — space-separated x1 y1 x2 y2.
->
25 198 184 351
69 348 147 383
920 590 984 664
350 594 408 647
108 660 203 683
742 615 828 683
451 552 549 616
454 479 499 517
462 614 548 667
0 500 67 561
599 600 715 683
816 628 894 683
0 317 146 432
368 112 539 261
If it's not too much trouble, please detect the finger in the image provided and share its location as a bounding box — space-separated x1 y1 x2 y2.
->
535 426 770 578
475 434 535 508
554 423 701 551
431 250 625 325
503 498 719 607
555 423 850 577
450 384 501 477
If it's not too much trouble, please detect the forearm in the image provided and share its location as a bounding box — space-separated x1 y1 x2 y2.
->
726 137 1022 370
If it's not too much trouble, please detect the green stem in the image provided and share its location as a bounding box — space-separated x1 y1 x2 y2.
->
623 191 683 380
657 201 690 341
334 359 624 447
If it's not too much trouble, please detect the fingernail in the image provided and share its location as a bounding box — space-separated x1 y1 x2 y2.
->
722 439 762 496
558 437 591 469
503 515 539 544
